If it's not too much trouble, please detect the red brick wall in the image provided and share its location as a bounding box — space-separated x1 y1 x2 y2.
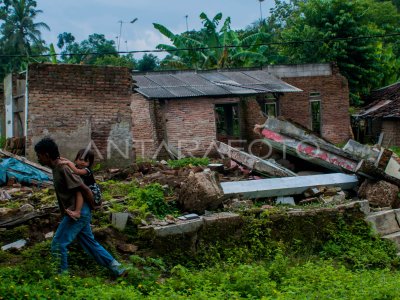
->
131 95 243 158
26 64 133 166
131 93 159 159
163 98 216 157
382 120 400 147
280 73 351 144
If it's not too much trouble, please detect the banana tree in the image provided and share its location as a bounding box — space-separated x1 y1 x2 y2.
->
154 12 270 70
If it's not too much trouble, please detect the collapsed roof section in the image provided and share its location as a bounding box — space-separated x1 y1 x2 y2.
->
359 81 400 119
133 69 302 99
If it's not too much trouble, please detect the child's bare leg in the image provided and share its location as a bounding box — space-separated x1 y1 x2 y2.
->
66 191 83 220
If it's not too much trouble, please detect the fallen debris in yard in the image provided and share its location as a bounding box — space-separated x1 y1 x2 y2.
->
178 169 224 213
221 173 358 199
217 141 297 177
358 180 400 208
256 117 400 185
344 139 400 181
1 239 27 251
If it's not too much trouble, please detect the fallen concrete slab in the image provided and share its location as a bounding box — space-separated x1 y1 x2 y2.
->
260 128 358 172
263 118 356 160
343 139 380 161
150 218 203 237
217 141 296 177
344 140 400 180
139 213 241 238
221 173 358 199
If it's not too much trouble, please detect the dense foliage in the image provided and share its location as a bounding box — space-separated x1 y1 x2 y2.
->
274 0 400 104
2 0 400 104
0 0 50 79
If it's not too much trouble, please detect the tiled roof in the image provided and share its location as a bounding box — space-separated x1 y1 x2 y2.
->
133 69 302 99
360 82 400 118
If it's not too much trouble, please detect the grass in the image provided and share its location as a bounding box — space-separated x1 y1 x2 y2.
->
1 254 400 299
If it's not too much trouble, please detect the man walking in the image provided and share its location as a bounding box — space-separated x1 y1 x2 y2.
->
35 137 125 276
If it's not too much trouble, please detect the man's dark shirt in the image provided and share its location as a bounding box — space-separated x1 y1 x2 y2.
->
52 164 83 216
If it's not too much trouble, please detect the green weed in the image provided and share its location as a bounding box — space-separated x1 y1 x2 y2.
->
167 157 209 168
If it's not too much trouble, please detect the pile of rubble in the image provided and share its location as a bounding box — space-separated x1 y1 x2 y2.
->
1 117 400 252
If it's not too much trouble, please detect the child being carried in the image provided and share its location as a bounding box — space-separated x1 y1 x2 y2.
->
60 149 102 219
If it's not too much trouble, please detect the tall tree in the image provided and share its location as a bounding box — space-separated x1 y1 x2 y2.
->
0 0 49 79
57 33 118 64
273 0 400 104
137 53 159 71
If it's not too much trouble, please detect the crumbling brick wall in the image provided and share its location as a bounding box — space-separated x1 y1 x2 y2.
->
381 120 400 147
26 64 133 167
280 72 351 144
131 93 160 159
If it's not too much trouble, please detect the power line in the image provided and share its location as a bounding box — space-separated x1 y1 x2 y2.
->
1 32 400 58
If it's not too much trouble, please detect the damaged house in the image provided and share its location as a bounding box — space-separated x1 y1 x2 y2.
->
0 62 351 165
356 81 400 147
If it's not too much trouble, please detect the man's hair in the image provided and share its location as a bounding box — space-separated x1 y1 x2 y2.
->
75 148 95 168
34 137 60 160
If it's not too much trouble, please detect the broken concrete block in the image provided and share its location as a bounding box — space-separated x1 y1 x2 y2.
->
382 232 400 250
178 170 224 213
336 200 370 215
153 218 203 237
324 186 342 196
303 187 322 198
358 180 400 208
217 141 296 177
332 191 346 203
365 210 400 235
1 239 27 251
276 196 295 205
44 231 54 239
111 212 129 230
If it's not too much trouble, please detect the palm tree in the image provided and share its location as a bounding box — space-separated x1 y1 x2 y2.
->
1 0 49 56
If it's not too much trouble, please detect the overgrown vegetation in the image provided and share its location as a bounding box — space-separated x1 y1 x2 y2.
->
390 146 400 157
0 136 6 149
1 200 400 298
99 180 178 219
167 157 210 168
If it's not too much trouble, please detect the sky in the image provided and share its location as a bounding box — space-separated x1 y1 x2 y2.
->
38 0 275 58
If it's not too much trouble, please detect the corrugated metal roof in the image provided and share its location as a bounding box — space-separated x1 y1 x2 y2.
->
133 69 302 99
